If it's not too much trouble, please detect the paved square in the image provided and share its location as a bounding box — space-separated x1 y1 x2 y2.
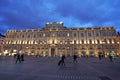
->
0 56 120 80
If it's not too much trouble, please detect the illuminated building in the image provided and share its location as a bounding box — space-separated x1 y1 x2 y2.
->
3 22 120 57
0 33 5 55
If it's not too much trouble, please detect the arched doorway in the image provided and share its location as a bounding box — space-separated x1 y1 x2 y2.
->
51 48 55 56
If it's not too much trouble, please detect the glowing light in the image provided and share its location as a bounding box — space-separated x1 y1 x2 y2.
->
87 41 89 44
112 41 114 44
92 40 94 44
4 50 8 55
84 40 86 44
80 41 82 44
95 40 97 44
67 33 69 37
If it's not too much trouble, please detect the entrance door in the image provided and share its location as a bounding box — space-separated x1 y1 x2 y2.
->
51 48 55 56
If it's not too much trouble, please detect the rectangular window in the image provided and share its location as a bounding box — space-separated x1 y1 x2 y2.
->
39 33 42 37
81 33 84 37
88 32 92 37
96 32 99 36
73 33 77 37
67 33 69 37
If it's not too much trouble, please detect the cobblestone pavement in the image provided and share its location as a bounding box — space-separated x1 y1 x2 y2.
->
0 56 120 80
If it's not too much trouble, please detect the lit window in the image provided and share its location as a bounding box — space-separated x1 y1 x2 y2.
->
67 33 69 37
60 41 62 44
43 33 45 37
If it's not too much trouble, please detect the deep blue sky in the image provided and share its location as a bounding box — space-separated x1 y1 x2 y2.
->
0 0 120 35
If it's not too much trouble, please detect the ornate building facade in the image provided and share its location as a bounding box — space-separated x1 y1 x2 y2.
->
0 33 5 55
3 22 120 57
117 32 120 55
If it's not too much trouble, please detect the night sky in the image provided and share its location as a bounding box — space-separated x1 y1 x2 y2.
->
0 0 120 35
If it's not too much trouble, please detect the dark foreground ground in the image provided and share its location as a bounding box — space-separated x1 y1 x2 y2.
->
0 56 120 80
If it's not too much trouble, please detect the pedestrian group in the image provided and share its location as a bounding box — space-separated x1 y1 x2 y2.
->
16 53 24 64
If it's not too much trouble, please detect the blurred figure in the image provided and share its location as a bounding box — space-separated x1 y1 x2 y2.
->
58 55 66 66
98 53 102 60
109 51 115 62
16 53 21 64
73 54 78 63
21 54 24 63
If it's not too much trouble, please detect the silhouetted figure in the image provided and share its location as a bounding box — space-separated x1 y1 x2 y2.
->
16 53 21 63
21 54 24 63
73 54 77 63
58 59 63 66
58 55 66 66
109 55 113 62
98 53 102 60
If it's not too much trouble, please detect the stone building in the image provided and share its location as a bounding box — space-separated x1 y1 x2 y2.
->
0 33 5 55
3 22 120 57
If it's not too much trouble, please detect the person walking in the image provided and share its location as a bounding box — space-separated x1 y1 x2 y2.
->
21 54 24 63
61 55 66 66
16 53 21 64
58 55 66 66
73 54 77 63
98 53 102 60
